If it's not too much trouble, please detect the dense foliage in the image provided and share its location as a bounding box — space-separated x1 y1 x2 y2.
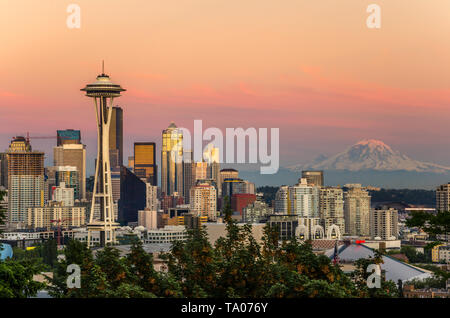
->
0 190 45 297
46 202 399 298
368 189 435 206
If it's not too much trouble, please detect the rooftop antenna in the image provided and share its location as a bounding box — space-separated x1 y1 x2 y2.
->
102 60 104 74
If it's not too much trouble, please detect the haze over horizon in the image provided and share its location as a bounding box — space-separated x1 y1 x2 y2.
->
2 1 450 174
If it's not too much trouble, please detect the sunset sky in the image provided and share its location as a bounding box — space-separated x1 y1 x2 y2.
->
1 0 450 174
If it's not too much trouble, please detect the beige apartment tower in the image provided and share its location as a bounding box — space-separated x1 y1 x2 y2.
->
436 183 450 212
370 208 398 240
344 184 371 237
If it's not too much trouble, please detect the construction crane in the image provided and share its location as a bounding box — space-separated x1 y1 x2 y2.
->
12 132 57 143
50 216 85 247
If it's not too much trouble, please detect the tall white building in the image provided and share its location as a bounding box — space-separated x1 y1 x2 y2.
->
288 178 319 218
274 185 289 213
319 187 345 235
190 182 217 221
344 184 371 236
370 208 398 240
138 208 158 230
145 183 159 211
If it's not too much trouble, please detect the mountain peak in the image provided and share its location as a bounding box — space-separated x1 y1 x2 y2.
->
288 139 450 173
355 139 391 149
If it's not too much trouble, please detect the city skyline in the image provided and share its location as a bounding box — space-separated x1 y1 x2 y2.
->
2 1 450 170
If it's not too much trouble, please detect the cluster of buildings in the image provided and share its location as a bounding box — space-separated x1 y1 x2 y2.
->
270 172 398 243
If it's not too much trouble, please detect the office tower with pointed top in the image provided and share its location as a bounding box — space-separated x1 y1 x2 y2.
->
81 66 125 247
161 122 183 196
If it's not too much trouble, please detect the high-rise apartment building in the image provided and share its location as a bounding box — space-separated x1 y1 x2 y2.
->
145 183 158 212
319 187 345 235
436 183 450 212
301 170 324 187
288 178 320 218
190 182 217 221
344 184 371 236
54 143 86 200
7 137 44 228
161 122 183 196
138 208 157 230
370 208 398 240
274 185 289 214
134 142 157 185
109 106 123 167
57 129 81 146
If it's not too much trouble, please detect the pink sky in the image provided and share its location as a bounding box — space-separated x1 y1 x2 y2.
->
1 0 450 172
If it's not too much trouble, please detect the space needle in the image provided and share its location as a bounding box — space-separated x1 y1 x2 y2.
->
81 63 125 247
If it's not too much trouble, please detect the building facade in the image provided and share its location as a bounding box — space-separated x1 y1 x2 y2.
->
436 183 450 212
370 208 399 240
301 170 324 187
134 142 157 185
161 122 183 196
53 144 86 200
344 184 371 236
7 137 44 228
190 182 217 221
319 187 345 235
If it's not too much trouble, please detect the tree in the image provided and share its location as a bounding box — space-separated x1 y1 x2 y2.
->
0 258 45 298
42 239 58 268
406 210 450 242
0 190 45 298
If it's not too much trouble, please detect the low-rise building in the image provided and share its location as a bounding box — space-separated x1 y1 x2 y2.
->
141 225 188 244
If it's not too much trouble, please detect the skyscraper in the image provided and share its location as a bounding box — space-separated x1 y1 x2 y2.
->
118 166 146 224
274 185 289 214
190 182 217 221
301 170 324 187
7 137 44 229
161 122 183 196
134 142 157 185
436 183 450 212
109 106 123 167
57 129 81 146
288 178 319 218
344 184 371 237
81 66 125 246
54 144 86 200
370 208 398 240
319 187 345 235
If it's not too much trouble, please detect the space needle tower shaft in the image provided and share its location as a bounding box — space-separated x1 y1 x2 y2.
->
81 63 125 247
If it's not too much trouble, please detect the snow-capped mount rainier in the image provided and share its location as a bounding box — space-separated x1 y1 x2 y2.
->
288 139 450 173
